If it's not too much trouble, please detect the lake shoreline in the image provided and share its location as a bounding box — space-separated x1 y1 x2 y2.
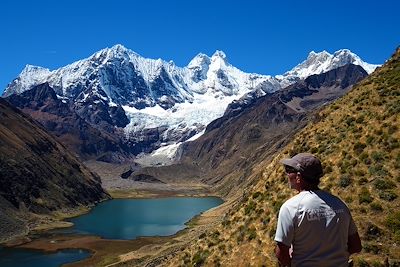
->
1 186 221 246
2 192 227 267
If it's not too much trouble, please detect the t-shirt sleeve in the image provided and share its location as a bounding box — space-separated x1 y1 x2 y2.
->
274 204 294 247
348 215 358 236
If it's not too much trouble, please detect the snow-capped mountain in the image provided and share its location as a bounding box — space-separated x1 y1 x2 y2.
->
4 44 277 105
3 45 279 152
3 45 379 161
7 65 52 96
276 49 379 88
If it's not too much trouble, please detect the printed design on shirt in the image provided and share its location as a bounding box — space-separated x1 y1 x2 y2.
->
306 208 344 221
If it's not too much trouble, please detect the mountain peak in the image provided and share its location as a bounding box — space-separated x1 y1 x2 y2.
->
283 49 380 81
21 64 50 74
210 50 229 69
187 53 211 69
333 48 352 55
108 44 135 55
2 65 52 97
111 43 128 51
306 50 330 61
212 50 227 60
95 44 139 60
333 49 358 59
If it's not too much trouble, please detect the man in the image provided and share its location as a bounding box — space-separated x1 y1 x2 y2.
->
274 153 361 267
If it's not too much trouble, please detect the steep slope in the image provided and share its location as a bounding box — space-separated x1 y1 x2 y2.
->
179 64 368 197
0 98 110 242
6 83 133 162
3 45 378 157
166 48 399 266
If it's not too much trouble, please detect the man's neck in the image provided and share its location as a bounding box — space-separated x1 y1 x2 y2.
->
298 185 320 192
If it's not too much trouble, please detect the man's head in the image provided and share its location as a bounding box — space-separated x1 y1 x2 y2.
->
280 153 324 188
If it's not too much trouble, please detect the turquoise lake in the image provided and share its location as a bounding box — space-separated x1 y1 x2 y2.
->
0 197 223 267
68 197 223 239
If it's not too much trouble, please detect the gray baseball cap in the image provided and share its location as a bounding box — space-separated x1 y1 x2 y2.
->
280 153 323 182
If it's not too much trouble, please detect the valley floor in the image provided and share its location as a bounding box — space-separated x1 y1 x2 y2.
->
16 199 234 267
3 160 234 267
84 160 212 198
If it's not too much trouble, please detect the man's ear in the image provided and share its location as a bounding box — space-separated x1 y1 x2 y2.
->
296 173 302 183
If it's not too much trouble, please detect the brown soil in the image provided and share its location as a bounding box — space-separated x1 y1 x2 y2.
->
18 235 165 267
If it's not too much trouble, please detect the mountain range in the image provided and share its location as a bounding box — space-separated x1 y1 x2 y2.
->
3 45 379 162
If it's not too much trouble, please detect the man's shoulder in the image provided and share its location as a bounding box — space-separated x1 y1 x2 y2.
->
282 190 346 207
315 190 348 206
282 192 309 208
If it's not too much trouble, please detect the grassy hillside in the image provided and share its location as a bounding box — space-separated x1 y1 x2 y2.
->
167 47 400 266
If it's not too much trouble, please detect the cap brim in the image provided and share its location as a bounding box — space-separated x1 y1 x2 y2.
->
280 159 299 170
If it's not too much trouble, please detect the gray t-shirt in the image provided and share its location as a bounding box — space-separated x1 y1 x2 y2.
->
275 190 358 267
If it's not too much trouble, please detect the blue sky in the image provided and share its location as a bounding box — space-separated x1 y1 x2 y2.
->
1 0 399 94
